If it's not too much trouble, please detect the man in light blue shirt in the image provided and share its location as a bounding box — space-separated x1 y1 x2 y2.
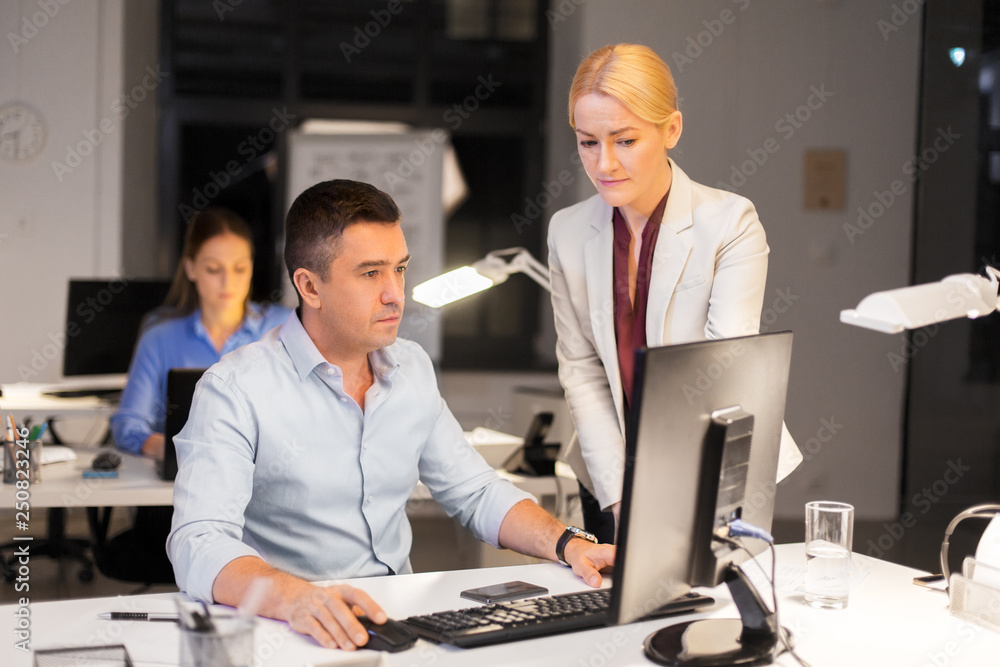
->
168 179 615 652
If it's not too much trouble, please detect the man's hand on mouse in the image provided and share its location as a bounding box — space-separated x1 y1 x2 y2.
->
212 556 387 651
282 581 386 651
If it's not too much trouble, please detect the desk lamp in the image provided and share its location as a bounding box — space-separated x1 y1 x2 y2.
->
841 266 1000 595
840 266 1000 333
411 247 550 308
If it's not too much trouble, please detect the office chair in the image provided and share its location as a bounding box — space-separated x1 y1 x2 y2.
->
90 505 176 589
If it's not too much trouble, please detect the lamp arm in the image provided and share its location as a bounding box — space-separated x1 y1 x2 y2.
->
483 247 552 292
510 252 551 292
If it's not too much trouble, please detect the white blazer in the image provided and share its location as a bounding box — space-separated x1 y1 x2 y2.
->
548 159 801 510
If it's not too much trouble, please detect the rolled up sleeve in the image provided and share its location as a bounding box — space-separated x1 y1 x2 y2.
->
418 398 535 548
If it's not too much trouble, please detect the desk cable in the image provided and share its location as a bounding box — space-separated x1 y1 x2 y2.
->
716 521 811 667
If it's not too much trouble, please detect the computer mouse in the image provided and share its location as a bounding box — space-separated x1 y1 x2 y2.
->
91 450 122 471
356 615 418 652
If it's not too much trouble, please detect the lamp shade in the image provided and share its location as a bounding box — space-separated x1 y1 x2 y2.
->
840 268 1000 333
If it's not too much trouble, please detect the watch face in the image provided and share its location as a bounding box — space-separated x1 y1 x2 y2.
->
0 103 46 163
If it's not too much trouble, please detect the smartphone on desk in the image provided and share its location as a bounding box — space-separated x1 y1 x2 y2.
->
460 581 549 604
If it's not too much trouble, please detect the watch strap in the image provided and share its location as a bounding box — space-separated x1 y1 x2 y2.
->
556 526 598 566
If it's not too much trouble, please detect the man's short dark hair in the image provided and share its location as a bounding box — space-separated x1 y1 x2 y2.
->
284 179 401 283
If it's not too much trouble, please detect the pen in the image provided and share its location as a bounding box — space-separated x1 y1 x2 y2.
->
97 612 180 622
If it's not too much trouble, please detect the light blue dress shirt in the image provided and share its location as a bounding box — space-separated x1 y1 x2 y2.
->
167 311 535 603
110 303 291 454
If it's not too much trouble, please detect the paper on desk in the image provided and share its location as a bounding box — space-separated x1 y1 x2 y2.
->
463 427 524 446
0 445 76 471
740 551 871 596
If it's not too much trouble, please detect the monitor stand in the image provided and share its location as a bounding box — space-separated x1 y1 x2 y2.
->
642 563 783 666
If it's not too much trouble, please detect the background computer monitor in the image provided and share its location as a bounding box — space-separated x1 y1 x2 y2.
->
63 279 171 378
609 332 793 664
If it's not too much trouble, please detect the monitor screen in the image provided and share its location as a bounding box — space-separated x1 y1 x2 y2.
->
63 279 171 377
609 331 793 631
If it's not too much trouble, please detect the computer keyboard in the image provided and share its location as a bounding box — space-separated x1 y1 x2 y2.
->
41 388 122 400
403 589 713 648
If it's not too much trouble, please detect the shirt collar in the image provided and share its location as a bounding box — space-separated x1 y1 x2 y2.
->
278 310 401 382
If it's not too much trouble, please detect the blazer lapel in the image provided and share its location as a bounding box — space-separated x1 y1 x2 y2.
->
647 159 694 345
583 204 625 424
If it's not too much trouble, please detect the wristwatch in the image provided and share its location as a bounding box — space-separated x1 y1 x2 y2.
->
556 526 598 566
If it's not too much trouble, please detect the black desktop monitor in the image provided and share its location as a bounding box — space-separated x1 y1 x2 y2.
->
609 331 793 666
63 279 171 377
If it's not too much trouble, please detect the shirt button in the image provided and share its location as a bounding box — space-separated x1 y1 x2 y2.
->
326 368 335 375
367 495 373 504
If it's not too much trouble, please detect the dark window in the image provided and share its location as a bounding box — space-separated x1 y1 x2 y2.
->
159 0 550 369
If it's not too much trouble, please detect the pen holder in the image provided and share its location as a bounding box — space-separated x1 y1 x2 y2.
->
949 557 1000 635
2 440 16 485
2 439 41 484
28 440 42 483
179 615 255 667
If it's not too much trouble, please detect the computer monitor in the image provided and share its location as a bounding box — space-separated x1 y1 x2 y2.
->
161 368 206 481
63 279 171 378
609 331 793 666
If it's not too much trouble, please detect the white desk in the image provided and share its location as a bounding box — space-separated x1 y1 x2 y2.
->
4 543 999 666
0 394 115 422
0 449 172 510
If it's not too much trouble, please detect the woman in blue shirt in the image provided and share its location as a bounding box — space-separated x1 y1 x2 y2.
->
101 209 289 584
111 208 290 458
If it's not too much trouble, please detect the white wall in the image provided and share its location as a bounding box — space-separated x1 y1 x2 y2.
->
537 0 922 520
0 0 126 384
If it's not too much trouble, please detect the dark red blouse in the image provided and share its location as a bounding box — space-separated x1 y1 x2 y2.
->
612 192 668 410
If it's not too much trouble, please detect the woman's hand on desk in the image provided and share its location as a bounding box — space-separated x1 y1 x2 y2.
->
141 433 165 460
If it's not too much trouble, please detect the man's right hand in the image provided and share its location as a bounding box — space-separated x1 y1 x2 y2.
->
283 581 387 650
213 556 387 651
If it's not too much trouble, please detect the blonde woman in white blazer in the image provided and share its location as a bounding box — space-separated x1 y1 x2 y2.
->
549 44 800 543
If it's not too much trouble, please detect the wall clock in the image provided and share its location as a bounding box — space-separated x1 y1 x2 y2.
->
0 103 47 163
